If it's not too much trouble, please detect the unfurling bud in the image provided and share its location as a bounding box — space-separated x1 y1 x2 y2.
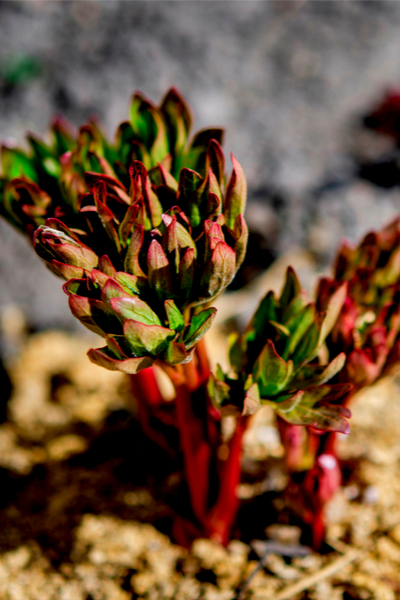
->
209 267 351 434
1 88 248 373
34 220 98 279
316 218 400 393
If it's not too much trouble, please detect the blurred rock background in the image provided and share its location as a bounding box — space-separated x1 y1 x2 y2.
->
2 0 400 328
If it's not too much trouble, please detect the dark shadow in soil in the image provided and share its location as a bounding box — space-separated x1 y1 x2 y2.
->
0 409 179 566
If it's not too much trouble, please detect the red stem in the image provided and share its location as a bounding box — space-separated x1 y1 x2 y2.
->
130 366 164 408
130 366 173 452
206 416 248 544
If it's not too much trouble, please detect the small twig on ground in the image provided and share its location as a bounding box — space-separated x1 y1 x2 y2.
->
234 543 364 600
268 547 364 600
233 541 312 600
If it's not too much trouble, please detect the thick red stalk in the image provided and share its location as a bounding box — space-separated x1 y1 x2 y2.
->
130 366 174 452
206 416 248 544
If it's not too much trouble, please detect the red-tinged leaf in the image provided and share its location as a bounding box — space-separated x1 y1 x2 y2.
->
93 182 121 252
151 162 178 191
124 224 146 277
207 192 221 221
274 385 351 434
199 241 236 302
130 161 162 228
224 154 247 230
290 353 346 389
91 269 109 289
48 260 86 281
319 282 347 344
232 214 248 269
20 204 46 218
123 319 175 356
191 127 224 149
119 203 140 246
101 278 133 306
88 346 152 374
187 168 221 229
162 215 179 267
242 383 261 416
34 226 98 271
163 340 192 364
67 295 104 337
147 239 172 300
334 240 356 280
84 171 128 193
110 296 161 326
114 271 144 295
177 168 202 206
253 340 294 397
178 247 195 304
161 87 192 153
162 216 197 264
207 372 231 411
44 218 82 242
204 220 225 262
105 334 127 360
98 255 116 275
204 219 224 239
342 348 380 389
205 139 225 187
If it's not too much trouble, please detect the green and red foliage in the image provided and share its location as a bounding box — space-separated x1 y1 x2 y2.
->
284 218 400 547
2 87 397 551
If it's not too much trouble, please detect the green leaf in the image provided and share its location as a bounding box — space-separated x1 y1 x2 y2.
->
183 307 217 350
123 319 175 357
274 384 352 434
88 346 152 374
160 88 192 155
114 271 144 295
163 340 191 365
177 168 202 207
253 340 294 397
289 353 346 389
292 314 324 368
1 145 38 181
250 290 278 337
164 299 185 331
130 93 154 147
207 372 231 411
110 296 161 326
281 303 316 360
101 279 133 309
280 266 302 308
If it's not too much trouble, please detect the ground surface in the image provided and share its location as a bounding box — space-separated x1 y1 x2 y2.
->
1 260 400 600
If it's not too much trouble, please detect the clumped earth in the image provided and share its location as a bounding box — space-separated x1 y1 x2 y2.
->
1 262 400 600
